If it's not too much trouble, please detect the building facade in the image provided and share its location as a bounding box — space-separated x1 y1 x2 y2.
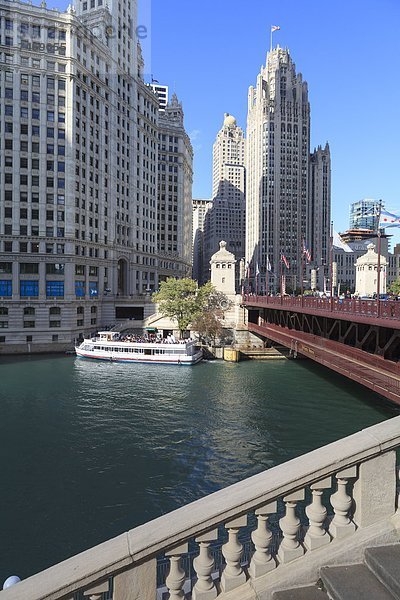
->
192 198 211 285
349 199 380 231
246 46 331 293
149 82 168 111
203 113 246 288
309 143 331 288
333 234 394 294
157 93 193 283
0 0 192 352
355 243 387 297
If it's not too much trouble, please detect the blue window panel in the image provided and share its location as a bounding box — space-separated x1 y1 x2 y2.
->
75 281 85 297
46 281 64 297
89 282 98 297
0 280 12 296
20 280 39 297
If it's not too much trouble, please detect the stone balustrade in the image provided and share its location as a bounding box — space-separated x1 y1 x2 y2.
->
2 417 400 600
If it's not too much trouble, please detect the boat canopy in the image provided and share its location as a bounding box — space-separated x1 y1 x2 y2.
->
97 332 120 341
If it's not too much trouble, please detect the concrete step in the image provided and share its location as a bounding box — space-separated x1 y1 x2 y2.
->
320 564 396 600
273 584 328 599
365 544 400 598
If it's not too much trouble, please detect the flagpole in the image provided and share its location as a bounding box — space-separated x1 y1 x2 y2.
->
270 27 273 52
377 200 383 318
280 256 283 305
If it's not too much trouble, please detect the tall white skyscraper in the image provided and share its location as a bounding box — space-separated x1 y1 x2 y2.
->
158 94 193 281
203 114 246 287
246 46 330 292
0 0 193 352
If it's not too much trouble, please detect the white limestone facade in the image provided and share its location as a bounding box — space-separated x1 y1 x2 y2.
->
355 243 387 297
203 114 246 289
157 93 193 283
246 46 331 293
210 240 236 297
0 0 193 352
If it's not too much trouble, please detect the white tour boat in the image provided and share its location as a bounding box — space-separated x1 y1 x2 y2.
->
75 331 203 365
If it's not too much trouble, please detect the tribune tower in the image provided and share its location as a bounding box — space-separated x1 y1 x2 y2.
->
246 46 330 292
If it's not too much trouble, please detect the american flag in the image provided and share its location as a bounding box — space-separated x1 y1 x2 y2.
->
303 241 312 263
271 25 281 32
281 254 290 269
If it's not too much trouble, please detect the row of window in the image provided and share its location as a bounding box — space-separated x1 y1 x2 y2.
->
1 242 65 254
2 226 65 237
0 281 99 298
0 263 65 275
0 335 59 343
0 319 97 329
0 306 97 316
1 75 66 89
4 175 65 185
3 133 65 150
1 20 66 38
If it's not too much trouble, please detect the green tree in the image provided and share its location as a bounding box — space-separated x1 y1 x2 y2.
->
152 278 214 337
191 291 232 344
388 279 400 296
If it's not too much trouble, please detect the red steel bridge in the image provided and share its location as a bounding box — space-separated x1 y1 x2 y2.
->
243 295 400 406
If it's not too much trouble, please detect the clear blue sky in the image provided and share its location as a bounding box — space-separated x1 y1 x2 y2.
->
147 0 400 238
46 0 400 237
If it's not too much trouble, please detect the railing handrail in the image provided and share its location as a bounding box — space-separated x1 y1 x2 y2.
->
3 416 400 599
243 295 400 322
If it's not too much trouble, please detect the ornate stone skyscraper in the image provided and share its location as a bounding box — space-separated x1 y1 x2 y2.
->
309 143 331 286
0 0 192 352
203 114 246 287
158 93 193 281
246 46 330 292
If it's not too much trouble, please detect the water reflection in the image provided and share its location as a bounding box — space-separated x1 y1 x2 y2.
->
0 355 397 581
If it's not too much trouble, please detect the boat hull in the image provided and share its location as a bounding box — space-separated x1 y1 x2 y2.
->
75 348 203 365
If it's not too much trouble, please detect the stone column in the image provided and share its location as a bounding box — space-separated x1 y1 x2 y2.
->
278 490 305 563
221 515 247 592
165 542 188 599
192 529 218 600
329 466 357 539
249 501 277 578
304 477 331 550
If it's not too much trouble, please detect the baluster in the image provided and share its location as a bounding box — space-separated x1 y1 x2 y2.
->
278 490 305 563
329 466 357 539
165 543 189 600
192 529 218 600
304 477 331 550
249 501 277 578
83 580 109 600
221 515 247 593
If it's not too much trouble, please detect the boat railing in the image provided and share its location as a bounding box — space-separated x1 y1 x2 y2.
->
2 416 400 599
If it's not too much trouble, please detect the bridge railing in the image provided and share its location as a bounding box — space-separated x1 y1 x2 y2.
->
243 295 400 320
2 417 400 600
